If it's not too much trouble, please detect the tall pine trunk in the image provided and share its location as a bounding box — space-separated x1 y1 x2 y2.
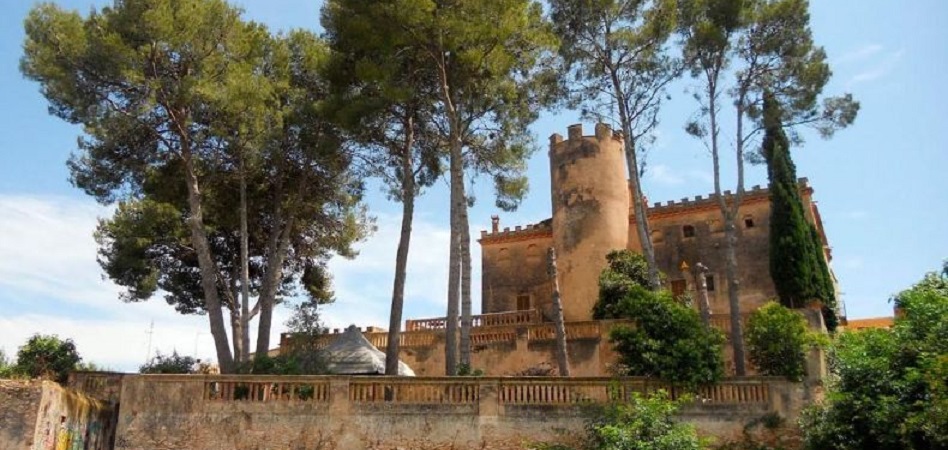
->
610 71 660 290
548 247 570 377
445 136 462 376
705 74 746 376
459 192 472 369
239 159 251 364
385 120 415 376
181 141 235 373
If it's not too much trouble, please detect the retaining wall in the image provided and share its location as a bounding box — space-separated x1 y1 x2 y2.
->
113 374 807 450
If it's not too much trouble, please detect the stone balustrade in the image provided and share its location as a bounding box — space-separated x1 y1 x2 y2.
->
405 309 540 331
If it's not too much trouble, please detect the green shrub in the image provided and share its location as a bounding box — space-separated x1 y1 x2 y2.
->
589 390 705 450
609 288 725 388
140 350 197 374
529 391 705 450
15 334 82 383
745 302 817 381
802 264 948 449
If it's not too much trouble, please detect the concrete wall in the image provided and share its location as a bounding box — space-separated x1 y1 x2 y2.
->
113 375 807 450
0 379 116 450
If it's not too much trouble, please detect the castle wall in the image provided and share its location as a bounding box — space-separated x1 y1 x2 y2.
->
550 124 629 322
0 380 116 450
639 191 776 314
297 316 754 377
111 374 808 450
479 232 553 317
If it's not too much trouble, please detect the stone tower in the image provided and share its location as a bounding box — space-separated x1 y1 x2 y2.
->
550 123 630 322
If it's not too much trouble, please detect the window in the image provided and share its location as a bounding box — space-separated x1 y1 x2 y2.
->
516 294 531 311
682 225 696 238
705 275 715 291
671 280 687 297
744 216 755 228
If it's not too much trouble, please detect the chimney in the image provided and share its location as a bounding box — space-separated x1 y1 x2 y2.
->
491 215 500 233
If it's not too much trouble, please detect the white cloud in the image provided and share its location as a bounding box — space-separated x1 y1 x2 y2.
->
0 194 468 371
646 164 684 185
848 49 904 86
323 211 478 328
836 44 884 64
686 169 714 185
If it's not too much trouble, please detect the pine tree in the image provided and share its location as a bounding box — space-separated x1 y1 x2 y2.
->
763 92 838 330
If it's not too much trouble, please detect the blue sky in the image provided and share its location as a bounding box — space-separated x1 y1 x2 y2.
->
1 0 946 371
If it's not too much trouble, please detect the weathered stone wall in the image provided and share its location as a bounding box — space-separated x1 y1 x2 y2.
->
638 187 777 315
550 123 630 322
113 375 809 450
0 379 116 450
367 321 622 377
0 380 44 450
479 231 553 317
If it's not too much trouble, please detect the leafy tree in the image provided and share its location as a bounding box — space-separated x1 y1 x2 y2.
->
745 301 821 381
802 266 948 449
22 2 368 372
15 334 82 383
762 92 837 329
594 250 722 387
322 0 443 375
532 391 705 450
679 0 858 374
326 0 557 374
589 391 705 450
594 250 656 320
550 0 680 290
0 349 15 378
267 299 329 375
609 289 725 388
21 0 253 373
140 351 197 374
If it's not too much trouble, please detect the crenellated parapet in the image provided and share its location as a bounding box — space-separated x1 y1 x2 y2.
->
479 218 553 245
637 178 813 220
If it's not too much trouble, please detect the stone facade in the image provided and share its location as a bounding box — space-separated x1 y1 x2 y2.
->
0 379 116 450
109 373 811 450
480 122 835 322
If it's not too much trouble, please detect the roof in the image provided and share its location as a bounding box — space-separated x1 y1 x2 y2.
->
845 317 895 330
323 325 415 376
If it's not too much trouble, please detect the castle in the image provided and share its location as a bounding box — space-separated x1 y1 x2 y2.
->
285 123 837 377
479 122 836 324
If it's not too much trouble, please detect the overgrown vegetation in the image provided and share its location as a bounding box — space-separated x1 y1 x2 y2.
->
595 250 724 388
802 262 948 449
745 302 825 381
0 349 15 378
12 334 82 383
250 300 328 375
531 390 705 450
140 351 198 374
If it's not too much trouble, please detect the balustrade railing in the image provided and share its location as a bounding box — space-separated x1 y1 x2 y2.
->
204 378 331 403
349 378 480 404
406 310 539 331
190 376 772 407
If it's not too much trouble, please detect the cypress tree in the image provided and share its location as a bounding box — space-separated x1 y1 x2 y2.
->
763 92 838 330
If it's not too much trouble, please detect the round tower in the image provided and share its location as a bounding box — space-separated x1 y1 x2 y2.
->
550 123 630 322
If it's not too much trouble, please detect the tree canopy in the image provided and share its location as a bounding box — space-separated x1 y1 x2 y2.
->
21 0 368 372
595 250 724 388
803 264 948 449
14 334 83 383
